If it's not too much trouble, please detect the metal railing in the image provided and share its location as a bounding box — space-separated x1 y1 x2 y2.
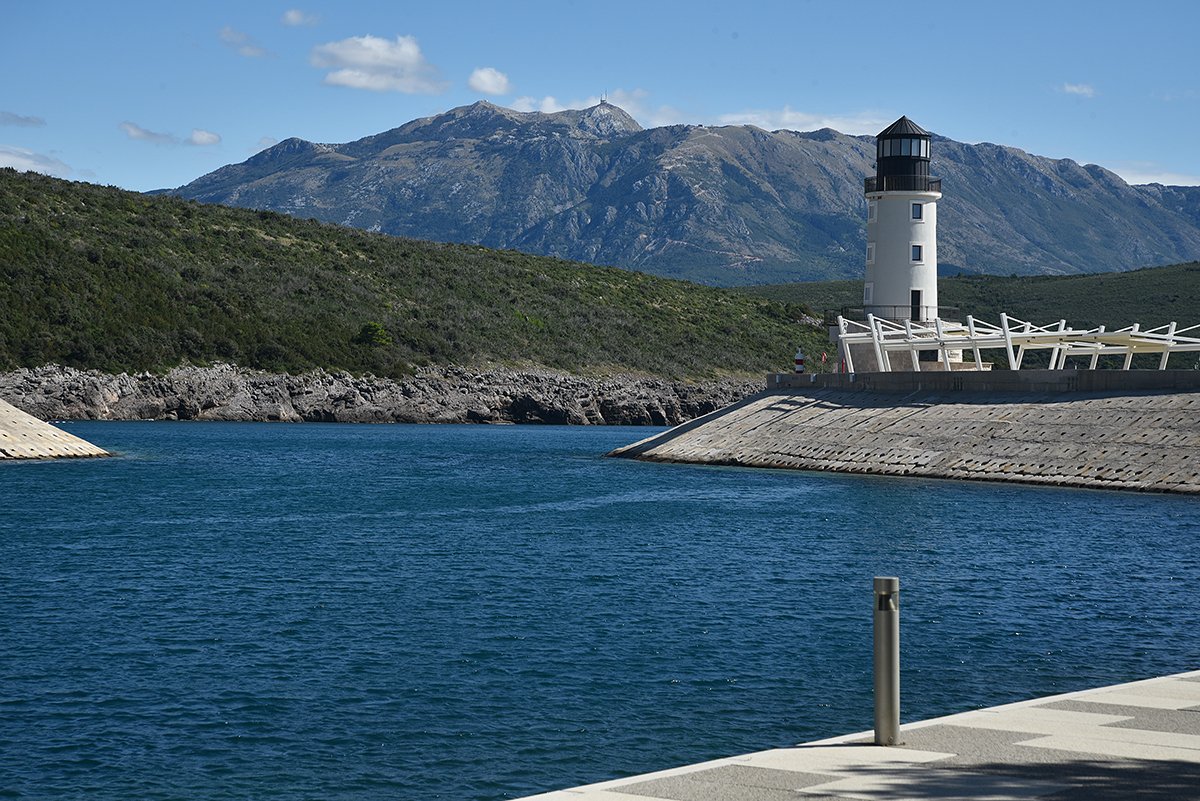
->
824 306 961 325
864 176 942 193
834 313 1200 372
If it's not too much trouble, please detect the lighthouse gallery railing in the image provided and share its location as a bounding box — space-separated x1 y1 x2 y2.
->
864 176 942 193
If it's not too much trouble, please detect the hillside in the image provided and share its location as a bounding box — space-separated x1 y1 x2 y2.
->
741 262 1200 332
0 169 829 379
169 101 1200 285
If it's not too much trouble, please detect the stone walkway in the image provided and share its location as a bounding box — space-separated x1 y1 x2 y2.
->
519 671 1200 800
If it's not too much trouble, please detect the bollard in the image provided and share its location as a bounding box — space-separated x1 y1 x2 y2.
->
794 348 805 374
873 576 900 746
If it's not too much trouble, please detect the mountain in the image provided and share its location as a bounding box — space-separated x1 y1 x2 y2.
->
171 102 1200 285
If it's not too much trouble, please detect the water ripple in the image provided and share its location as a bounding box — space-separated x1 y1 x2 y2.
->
1 422 1198 800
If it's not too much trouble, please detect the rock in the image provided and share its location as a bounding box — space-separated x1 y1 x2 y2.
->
0 364 759 426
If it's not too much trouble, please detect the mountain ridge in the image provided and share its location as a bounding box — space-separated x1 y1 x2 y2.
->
170 102 1200 285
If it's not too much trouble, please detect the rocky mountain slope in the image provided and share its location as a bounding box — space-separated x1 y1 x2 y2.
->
171 102 1200 285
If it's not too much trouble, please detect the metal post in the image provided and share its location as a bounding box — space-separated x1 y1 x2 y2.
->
873 576 900 746
1000 313 1018 370
1159 322 1177 370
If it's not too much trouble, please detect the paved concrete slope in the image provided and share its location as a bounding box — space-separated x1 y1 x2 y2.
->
519 670 1200 800
0 398 108 459
610 388 1200 494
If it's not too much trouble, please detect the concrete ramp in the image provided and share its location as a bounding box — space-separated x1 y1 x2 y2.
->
610 386 1200 494
0 398 109 459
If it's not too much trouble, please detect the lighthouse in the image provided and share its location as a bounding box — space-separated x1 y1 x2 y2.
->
863 116 941 323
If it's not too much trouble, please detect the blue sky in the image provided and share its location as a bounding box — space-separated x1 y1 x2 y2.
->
3 0 1197 192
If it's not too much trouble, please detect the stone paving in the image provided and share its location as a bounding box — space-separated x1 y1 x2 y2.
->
518 671 1200 800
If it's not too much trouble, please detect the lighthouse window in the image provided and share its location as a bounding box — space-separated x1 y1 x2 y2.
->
911 244 923 262
901 139 911 156
868 201 877 221
911 203 923 220
866 243 875 264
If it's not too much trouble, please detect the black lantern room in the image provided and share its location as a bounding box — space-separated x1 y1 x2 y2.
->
865 116 940 194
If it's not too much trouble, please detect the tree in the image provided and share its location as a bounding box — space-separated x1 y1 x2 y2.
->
352 321 392 347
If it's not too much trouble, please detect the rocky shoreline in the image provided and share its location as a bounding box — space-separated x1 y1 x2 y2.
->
0 364 761 426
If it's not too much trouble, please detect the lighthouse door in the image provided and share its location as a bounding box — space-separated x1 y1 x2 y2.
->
910 290 922 322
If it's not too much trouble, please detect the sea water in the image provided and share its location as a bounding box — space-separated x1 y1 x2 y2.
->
2 422 1198 799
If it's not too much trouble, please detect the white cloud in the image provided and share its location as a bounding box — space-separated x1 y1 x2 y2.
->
1155 89 1197 103
120 121 177 144
258 136 279 148
1061 83 1096 98
120 122 220 147
220 26 269 58
505 89 886 135
716 106 888 135
468 67 510 96
187 129 221 146
282 9 318 26
511 95 564 113
0 144 71 177
1111 162 1200 186
0 111 46 127
509 88 684 128
311 35 446 94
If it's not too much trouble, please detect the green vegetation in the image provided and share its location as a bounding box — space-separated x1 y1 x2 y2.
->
742 264 1200 369
741 263 1200 330
0 169 831 378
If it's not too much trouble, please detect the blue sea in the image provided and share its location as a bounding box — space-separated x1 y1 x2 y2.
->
2 422 1198 800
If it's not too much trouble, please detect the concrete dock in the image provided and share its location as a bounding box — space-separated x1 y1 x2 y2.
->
611 371 1200 494
519 670 1200 800
0 397 108 459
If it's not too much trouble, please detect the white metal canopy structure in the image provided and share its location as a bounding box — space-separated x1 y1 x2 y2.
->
836 313 1200 373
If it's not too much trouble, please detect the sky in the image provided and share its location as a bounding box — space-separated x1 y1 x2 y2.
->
3 0 1198 193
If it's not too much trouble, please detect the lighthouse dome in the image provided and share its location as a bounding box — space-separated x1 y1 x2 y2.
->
869 115 938 193
877 116 930 138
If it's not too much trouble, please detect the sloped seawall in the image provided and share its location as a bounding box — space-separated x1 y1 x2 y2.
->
610 371 1200 494
0 398 108 459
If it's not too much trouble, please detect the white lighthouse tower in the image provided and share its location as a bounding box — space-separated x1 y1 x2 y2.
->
863 116 940 323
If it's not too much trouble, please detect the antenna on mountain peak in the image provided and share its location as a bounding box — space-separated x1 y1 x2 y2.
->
600 91 608 105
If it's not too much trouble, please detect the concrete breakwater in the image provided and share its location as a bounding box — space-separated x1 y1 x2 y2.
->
0 364 759 426
0 398 108 459
612 371 1200 494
